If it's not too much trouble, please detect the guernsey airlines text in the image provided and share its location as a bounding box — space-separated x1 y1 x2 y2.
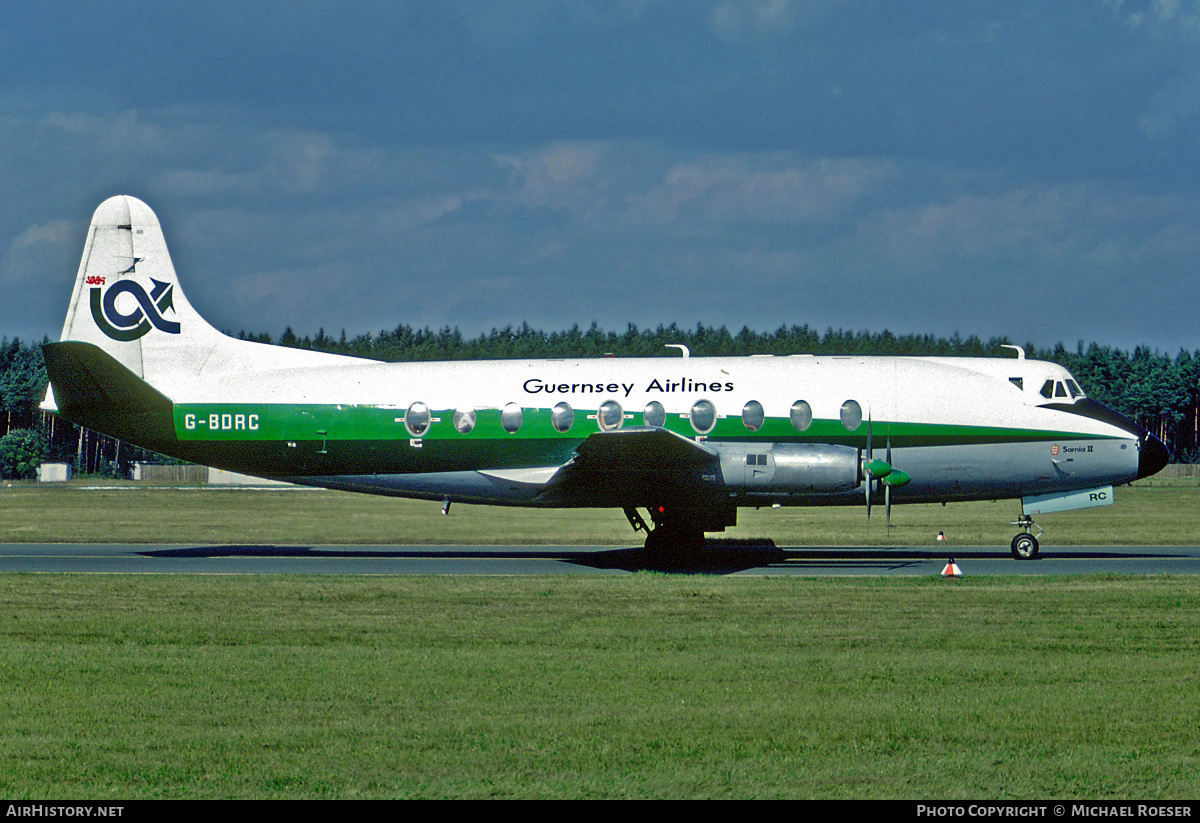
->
41 196 1169 558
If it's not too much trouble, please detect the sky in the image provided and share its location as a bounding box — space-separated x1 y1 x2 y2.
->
4 0 1200 354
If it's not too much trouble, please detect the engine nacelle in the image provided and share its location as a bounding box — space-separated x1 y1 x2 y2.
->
714 442 860 494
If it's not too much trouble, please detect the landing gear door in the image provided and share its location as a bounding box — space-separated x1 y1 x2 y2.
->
1022 485 1114 515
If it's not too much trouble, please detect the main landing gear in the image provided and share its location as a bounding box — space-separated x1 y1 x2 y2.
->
1009 513 1043 560
624 506 706 559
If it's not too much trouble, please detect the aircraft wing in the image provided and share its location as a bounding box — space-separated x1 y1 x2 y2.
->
536 426 719 506
573 425 718 470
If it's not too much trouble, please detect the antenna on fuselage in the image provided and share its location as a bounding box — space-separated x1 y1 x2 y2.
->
1000 345 1025 360
665 344 690 358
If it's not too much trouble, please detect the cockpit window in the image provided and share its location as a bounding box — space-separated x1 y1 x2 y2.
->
1036 377 1086 403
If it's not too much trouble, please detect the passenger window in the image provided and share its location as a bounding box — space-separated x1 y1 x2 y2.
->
742 400 764 431
500 403 523 433
840 400 862 432
690 399 716 434
598 400 623 431
551 402 574 433
643 401 666 428
790 400 812 432
453 408 475 433
405 402 430 437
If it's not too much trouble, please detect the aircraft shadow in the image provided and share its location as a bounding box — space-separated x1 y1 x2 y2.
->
137 540 1188 574
140 542 791 574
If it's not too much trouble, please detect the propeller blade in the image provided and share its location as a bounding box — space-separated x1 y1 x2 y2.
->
864 415 872 519
885 436 892 528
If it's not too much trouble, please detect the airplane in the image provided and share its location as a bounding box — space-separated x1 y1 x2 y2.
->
41 195 1169 559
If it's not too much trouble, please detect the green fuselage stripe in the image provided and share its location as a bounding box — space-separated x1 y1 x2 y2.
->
174 404 1112 450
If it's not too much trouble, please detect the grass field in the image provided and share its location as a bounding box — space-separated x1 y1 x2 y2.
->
1 477 1198 546
0 574 1198 799
1 479 1198 799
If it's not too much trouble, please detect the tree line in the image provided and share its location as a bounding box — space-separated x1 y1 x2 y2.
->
3 324 1200 478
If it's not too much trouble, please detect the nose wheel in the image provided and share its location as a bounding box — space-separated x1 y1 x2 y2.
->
1009 514 1043 560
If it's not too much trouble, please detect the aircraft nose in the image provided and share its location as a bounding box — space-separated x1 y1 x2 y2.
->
1138 431 1170 480
1065 398 1170 481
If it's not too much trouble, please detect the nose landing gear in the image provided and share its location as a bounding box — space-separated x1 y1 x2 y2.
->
1009 514 1043 560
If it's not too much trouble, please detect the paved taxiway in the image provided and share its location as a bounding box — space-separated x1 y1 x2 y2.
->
2 542 1199 575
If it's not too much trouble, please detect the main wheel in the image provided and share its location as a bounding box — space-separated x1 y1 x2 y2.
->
643 525 705 562
1010 532 1039 560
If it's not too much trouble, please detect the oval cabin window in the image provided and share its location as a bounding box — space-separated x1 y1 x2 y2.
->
597 400 623 431
690 399 716 434
790 400 812 432
840 400 862 432
643 401 666 428
500 403 523 433
742 400 764 431
551 402 574 433
453 408 475 434
405 402 430 437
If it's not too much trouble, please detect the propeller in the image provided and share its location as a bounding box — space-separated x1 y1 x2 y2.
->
863 415 885 520
863 416 910 527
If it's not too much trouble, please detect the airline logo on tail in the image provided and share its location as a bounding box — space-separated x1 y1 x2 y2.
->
90 278 181 341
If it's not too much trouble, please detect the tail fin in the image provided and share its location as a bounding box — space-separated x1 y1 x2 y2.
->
55 196 370 396
59 195 226 381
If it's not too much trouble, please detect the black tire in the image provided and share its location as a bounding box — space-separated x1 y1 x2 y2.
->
643 526 705 562
1010 533 1039 560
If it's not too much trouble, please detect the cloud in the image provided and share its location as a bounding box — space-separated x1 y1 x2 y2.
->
1139 68 1200 138
633 155 895 225
858 184 1137 271
271 133 334 192
1112 0 1200 34
494 142 610 212
2 219 78 286
9 220 76 251
706 0 845 43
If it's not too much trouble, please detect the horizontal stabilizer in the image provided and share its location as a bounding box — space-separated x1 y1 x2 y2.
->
43 341 172 413
42 341 176 447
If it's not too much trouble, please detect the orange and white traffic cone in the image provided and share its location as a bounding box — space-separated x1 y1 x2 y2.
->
941 558 963 577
